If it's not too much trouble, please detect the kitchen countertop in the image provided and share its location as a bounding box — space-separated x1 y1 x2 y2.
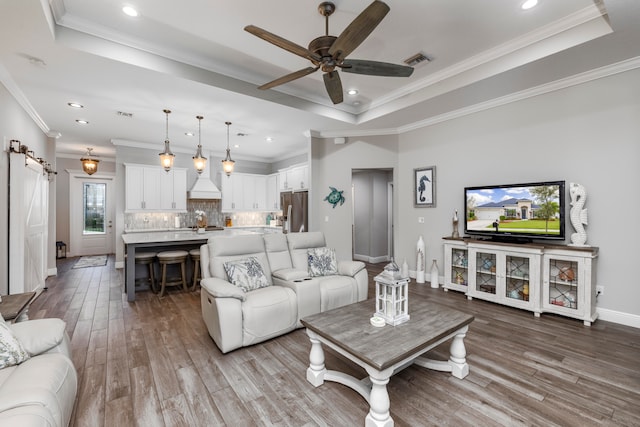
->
121 228 257 245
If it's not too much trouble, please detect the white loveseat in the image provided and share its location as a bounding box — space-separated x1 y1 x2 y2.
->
200 231 368 353
0 314 77 427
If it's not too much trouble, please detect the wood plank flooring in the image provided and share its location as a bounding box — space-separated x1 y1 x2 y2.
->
29 256 640 426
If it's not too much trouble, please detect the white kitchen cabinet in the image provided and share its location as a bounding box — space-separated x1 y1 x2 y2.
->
279 164 308 191
221 172 268 211
160 168 187 211
542 247 598 326
125 164 162 211
467 241 542 314
266 173 280 210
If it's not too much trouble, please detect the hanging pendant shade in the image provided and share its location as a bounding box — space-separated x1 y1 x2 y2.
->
193 115 207 174
159 109 175 172
221 121 235 176
80 147 99 175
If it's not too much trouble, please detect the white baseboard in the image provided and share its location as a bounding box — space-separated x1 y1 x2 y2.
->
597 307 640 329
353 254 389 264
47 268 57 277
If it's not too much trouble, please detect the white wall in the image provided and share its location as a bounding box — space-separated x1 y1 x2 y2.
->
312 67 640 323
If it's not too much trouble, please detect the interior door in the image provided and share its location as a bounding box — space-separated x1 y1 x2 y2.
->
70 173 115 256
8 154 49 294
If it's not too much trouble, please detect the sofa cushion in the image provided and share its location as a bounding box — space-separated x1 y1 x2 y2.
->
10 318 66 356
207 234 273 284
0 320 30 369
307 247 338 277
287 231 327 270
263 233 293 272
224 257 270 292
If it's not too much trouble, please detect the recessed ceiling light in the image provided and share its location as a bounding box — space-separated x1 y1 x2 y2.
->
234 144 240 149
67 102 83 108
521 0 538 10
347 89 358 96
353 101 361 106
76 119 89 125
122 6 139 17
266 137 273 142
185 132 194 137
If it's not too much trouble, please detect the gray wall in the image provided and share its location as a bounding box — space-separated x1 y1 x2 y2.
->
312 67 640 323
353 169 393 262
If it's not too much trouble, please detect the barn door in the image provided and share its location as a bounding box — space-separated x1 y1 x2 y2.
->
9 153 49 294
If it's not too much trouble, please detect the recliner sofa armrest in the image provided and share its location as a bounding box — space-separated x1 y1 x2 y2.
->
272 268 309 282
200 277 246 301
338 260 366 277
9 318 67 357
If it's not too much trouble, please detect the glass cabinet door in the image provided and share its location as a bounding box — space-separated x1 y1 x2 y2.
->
475 251 496 295
451 248 468 287
547 258 579 310
505 255 530 302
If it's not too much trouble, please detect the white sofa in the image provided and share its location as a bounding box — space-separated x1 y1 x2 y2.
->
200 231 368 353
0 314 77 427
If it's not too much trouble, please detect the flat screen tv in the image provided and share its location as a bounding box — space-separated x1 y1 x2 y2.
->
464 180 565 242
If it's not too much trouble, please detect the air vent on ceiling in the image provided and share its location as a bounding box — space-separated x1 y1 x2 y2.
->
117 111 133 118
404 52 432 67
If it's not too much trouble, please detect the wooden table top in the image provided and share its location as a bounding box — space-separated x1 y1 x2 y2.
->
0 291 37 321
301 293 474 371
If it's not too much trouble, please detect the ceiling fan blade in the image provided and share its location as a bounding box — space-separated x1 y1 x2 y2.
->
328 1 390 62
245 25 322 63
258 67 319 90
323 70 344 104
341 59 414 77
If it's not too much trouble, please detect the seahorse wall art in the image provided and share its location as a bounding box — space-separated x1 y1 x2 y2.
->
569 182 588 246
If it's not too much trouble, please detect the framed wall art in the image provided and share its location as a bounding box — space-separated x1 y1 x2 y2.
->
414 166 436 208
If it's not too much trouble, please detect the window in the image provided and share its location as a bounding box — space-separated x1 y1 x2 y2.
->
83 182 106 234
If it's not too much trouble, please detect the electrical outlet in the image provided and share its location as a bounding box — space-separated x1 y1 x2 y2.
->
418 217 425 223
596 285 604 296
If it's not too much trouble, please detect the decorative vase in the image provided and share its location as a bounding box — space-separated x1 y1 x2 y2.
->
430 259 439 289
416 236 425 283
401 259 409 279
452 210 460 238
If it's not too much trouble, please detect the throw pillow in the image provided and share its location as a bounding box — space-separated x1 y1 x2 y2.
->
223 257 270 292
308 247 338 277
0 321 31 369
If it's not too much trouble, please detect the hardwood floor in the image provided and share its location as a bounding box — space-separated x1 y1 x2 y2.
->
29 257 640 426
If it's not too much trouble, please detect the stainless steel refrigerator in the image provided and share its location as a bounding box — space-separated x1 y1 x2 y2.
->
281 191 308 233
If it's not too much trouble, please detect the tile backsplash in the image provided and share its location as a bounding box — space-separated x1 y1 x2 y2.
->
124 200 280 230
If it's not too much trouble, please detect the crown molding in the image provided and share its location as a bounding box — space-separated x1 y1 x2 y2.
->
0 64 50 135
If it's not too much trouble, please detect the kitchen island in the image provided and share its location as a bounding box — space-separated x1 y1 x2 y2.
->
122 228 258 301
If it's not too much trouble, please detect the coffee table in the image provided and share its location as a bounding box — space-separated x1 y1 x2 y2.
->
300 294 474 427
0 291 37 323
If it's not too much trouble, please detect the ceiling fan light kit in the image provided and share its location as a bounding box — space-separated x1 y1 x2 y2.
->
245 0 414 104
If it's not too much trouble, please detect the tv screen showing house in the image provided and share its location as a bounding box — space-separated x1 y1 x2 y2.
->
464 180 565 241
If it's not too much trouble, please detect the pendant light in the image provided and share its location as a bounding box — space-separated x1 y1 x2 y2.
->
221 121 235 176
159 109 175 172
80 147 99 175
193 115 206 174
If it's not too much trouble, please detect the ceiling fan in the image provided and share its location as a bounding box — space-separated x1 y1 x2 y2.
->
245 0 414 104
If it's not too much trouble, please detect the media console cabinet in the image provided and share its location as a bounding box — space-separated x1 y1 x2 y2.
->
443 237 598 326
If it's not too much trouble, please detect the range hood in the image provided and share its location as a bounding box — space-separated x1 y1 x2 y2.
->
187 153 221 199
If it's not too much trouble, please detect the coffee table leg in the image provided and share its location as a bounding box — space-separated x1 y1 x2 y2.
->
306 330 327 387
449 325 469 379
365 367 394 427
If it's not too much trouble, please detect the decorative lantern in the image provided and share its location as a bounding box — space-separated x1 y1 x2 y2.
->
374 273 410 326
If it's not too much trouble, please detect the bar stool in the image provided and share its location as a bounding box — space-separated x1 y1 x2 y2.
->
134 252 157 293
157 250 189 298
189 248 201 291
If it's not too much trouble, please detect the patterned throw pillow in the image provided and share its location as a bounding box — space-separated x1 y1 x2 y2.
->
308 247 338 277
223 257 270 292
0 321 30 369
